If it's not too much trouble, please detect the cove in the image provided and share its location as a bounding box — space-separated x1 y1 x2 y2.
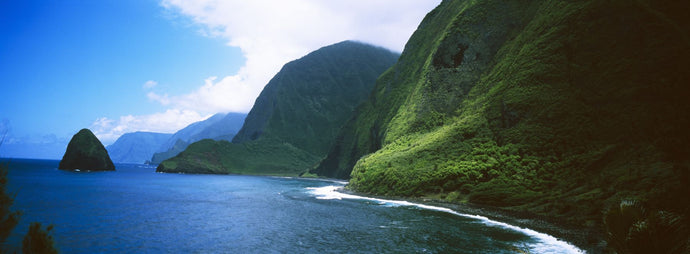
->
4 159 583 253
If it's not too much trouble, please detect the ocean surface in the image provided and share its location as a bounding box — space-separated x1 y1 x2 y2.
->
2 159 583 253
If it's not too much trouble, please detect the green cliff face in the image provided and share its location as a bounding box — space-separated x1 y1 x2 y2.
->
59 128 115 171
157 41 399 175
311 0 528 179
316 0 690 228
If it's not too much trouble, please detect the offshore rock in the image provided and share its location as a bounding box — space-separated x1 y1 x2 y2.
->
59 128 115 171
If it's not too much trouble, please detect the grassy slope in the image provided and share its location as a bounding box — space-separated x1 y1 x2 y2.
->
158 41 399 175
319 0 690 231
154 139 319 175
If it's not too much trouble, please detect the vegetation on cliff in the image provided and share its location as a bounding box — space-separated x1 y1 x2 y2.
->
314 0 689 249
158 41 399 175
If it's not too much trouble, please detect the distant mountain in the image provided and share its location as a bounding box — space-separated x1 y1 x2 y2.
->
106 132 172 164
157 41 400 175
0 136 68 160
150 112 247 164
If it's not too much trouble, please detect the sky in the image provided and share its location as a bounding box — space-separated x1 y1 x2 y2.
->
0 0 441 159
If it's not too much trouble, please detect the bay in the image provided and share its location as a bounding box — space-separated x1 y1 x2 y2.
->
3 159 582 253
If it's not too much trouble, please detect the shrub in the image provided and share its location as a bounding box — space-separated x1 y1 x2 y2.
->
0 162 20 243
603 199 689 254
22 222 58 254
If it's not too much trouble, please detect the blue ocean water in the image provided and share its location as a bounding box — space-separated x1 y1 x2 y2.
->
2 159 582 253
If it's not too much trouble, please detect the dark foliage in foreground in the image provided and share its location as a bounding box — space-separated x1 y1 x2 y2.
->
0 163 20 243
22 222 58 254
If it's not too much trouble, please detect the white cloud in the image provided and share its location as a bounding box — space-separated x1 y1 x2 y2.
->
147 76 258 113
91 0 440 142
155 0 441 114
143 80 158 89
90 109 210 144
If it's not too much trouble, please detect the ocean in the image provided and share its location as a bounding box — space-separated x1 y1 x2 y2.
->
2 159 582 253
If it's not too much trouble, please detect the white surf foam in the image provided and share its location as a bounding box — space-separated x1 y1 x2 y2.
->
306 185 585 254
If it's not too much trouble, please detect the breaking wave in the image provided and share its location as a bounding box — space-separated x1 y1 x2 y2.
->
306 185 585 254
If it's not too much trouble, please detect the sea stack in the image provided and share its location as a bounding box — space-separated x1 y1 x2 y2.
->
59 128 115 171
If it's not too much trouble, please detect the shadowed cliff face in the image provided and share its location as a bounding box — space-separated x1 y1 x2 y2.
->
315 0 690 234
59 128 115 171
157 41 399 175
230 41 400 155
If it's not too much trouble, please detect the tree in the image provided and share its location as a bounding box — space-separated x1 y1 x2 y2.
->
1 128 58 253
0 163 21 243
22 222 58 254
0 127 21 244
604 199 689 254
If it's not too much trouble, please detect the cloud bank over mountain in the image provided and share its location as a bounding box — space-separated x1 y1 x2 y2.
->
90 0 440 144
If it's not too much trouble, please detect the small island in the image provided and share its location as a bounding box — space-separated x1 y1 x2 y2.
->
59 128 115 171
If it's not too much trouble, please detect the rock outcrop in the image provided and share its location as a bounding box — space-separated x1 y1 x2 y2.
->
59 128 115 171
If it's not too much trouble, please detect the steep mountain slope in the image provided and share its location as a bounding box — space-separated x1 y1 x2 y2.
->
106 132 172 164
157 41 399 175
314 0 690 238
150 112 246 164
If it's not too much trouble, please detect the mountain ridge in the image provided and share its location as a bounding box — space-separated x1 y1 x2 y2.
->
150 112 247 164
106 131 171 164
157 40 399 175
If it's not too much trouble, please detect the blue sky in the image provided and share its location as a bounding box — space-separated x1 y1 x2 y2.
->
0 0 243 139
0 0 440 159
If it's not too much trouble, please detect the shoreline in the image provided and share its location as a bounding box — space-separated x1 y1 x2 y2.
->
337 188 606 253
414 198 606 253
129 171 608 252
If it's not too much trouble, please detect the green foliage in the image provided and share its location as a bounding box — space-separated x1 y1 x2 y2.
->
313 0 482 178
233 41 398 155
604 200 689 254
2 139 59 253
160 41 399 176
0 163 20 243
349 123 548 203
22 222 58 254
157 138 320 176
320 0 690 237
